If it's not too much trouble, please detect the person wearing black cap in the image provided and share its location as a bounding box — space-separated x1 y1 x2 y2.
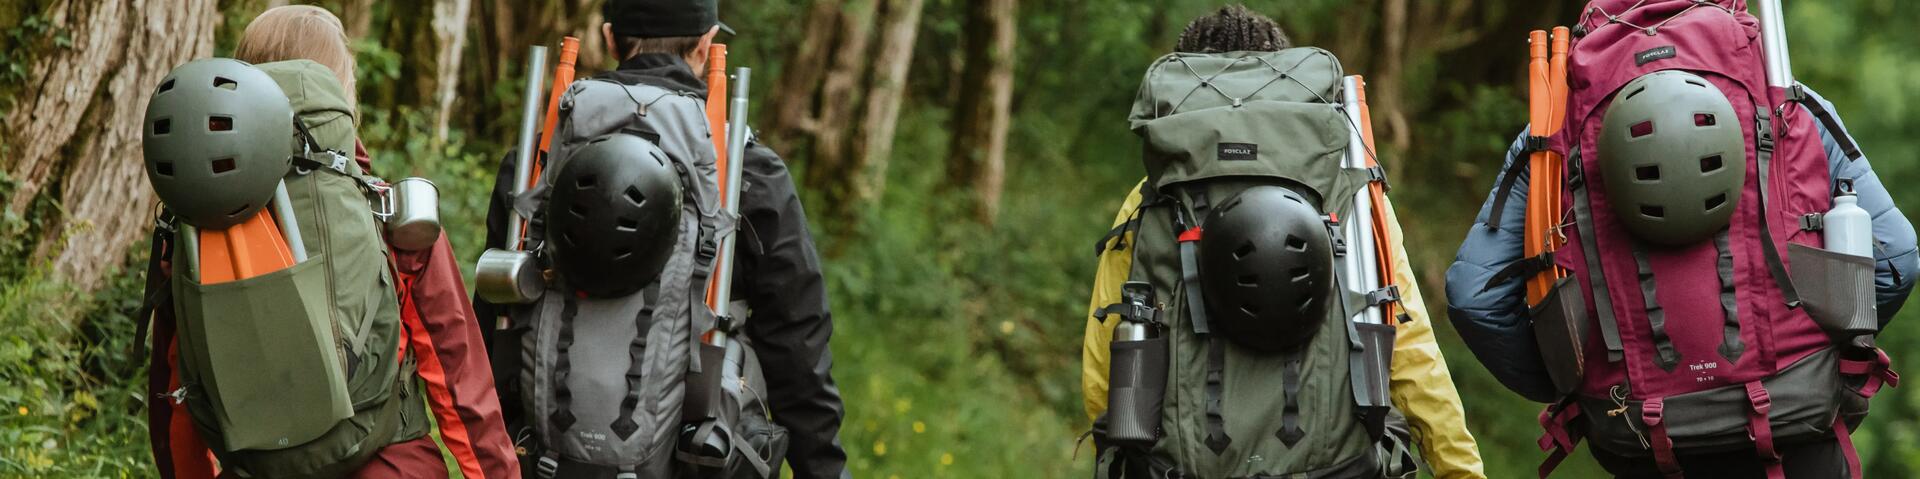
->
474 1 848 478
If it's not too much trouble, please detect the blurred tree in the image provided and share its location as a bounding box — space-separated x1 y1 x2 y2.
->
0 0 219 292
945 0 1016 225
764 0 932 230
366 0 471 144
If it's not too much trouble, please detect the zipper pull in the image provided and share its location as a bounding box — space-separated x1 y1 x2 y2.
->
162 386 190 405
1607 385 1650 449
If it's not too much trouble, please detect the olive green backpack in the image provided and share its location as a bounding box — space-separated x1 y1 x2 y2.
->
164 59 426 478
1091 49 1415 479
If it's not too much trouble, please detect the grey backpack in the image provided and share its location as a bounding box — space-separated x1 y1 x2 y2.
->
510 77 787 479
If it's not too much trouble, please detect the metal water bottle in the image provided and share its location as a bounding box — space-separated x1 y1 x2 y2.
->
1106 282 1167 446
1824 179 1872 258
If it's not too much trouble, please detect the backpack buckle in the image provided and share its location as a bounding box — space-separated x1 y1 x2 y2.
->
1800 214 1824 232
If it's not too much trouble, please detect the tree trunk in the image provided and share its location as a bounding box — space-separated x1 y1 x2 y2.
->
764 0 841 144
848 0 925 204
804 0 875 181
945 0 1016 225
0 0 220 292
428 0 471 143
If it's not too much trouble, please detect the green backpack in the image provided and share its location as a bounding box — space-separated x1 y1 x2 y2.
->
164 59 426 478
1092 49 1414 479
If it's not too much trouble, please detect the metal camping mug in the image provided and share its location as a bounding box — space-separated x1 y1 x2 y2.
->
474 248 544 304
385 177 442 251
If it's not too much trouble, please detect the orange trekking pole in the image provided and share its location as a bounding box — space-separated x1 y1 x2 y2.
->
1547 26 1570 253
1524 31 1555 305
704 44 730 309
529 37 581 190
1350 76 1399 323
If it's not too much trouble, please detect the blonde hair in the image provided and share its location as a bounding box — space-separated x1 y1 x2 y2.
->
234 5 356 103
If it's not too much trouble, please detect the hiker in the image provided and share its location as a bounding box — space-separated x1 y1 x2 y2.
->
139 5 517 478
1445 2 1917 478
1080 6 1485 479
470 0 848 477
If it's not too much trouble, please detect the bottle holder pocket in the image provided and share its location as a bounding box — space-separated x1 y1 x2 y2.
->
174 255 353 450
1788 243 1879 338
1106 336 1169 446
1530 276 1591 397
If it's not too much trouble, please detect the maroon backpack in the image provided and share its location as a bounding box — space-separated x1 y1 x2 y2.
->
1531 2 1897 478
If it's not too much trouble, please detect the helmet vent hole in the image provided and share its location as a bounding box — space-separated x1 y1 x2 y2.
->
1290 267 1312 282
612 246 633 260
1684 78 1709 88
1704 193 1727 211
1640 205 1666 219
1237 274 1259 287
1625 86 1648 101
1284 235 1307 252
1700 155 1723 173
1630 120 1654 138
575 174 598 189
569 203 589 218
617 218 639 232
560 232 576 247
1694 113 1717 127
155 162 175 177
209 116 233 132
1240 304 1260 317
210 157 236 174
624 186 647 206
213 77 237 90
1233 242 1256 259
228 204 251 216
153 119 171 135
1296 297 1316 314
1635 165 1660 181
158 79 175 94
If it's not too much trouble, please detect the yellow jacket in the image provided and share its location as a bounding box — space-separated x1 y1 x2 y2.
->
1082 181 1486 479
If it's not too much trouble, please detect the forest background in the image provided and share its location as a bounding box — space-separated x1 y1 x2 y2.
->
2 0 1917 477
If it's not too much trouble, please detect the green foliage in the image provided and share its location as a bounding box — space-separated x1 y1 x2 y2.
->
0 241 157 477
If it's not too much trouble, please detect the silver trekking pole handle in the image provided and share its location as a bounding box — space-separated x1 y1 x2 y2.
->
716 68 752 392
711 67 752 317
271 180 308 262
507 46 549 251
1752 0 1794 89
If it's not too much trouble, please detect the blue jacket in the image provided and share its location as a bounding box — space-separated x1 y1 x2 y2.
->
1444 87 1918 402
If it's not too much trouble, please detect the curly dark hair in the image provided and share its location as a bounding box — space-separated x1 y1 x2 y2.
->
1175 5 1293 53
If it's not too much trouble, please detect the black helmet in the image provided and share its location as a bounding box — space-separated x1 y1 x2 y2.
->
1598 70 1747 246
1198 186 1334 354
544 134 684 298
141 58 295 229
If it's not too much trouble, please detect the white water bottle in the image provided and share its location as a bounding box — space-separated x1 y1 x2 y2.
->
1824 179 1873 258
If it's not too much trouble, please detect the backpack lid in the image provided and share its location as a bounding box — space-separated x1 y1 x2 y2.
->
1128 49 1354 199
254 59 358 157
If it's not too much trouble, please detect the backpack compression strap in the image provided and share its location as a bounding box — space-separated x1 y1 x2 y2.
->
1786 85 1862 161
1172 192 1232 454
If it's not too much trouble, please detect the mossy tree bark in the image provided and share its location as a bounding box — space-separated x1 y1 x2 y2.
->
0 0 219 291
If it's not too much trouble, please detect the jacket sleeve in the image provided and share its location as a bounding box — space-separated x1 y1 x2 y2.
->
1443 130 1559 403
1381 199 1487 479
1083 180 1148 422
733 138 850 479
1803 87 1919 320
391 234 521 478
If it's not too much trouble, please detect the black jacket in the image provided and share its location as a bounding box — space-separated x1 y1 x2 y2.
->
476 53 848 479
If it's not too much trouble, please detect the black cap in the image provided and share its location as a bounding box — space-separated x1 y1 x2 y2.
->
604 0 735 38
